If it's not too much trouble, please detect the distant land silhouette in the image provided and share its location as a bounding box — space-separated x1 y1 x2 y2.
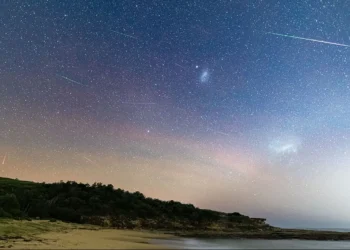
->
1 177 350 241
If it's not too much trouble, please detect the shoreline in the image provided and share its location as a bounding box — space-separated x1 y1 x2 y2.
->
174 228 350 241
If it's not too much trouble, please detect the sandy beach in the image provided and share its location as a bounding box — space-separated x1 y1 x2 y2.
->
0 219 174 249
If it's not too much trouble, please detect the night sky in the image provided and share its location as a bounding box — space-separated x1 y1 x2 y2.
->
1 0 350 228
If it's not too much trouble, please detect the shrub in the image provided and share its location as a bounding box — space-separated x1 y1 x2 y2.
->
0 207 12 218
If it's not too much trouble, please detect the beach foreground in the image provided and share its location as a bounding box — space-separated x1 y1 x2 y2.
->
2 219 350 249
0 219 173 249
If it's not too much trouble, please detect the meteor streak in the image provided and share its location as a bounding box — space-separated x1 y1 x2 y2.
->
83 156 93 163
2 153 6 165
216 131 229 136
82 156 102 168
56 74 84 86
267 32 350 48
121 102 157 105
175 63 186 69
111 30 138 40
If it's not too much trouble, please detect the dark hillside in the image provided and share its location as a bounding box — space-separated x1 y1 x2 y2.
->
0 177 270 231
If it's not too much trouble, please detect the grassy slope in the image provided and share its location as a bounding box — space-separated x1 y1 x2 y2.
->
0 177 36 193
0 218 94 238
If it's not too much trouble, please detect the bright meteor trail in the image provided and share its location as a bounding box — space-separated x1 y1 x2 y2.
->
2 153 7 165
267 32 350 48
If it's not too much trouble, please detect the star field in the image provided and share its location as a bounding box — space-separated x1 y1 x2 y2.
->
1 0 350 228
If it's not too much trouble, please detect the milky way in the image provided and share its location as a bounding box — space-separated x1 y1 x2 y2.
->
1 1 350 228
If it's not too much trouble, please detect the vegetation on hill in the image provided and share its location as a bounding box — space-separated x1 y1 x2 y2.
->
2 177 350 241
0 177 269 231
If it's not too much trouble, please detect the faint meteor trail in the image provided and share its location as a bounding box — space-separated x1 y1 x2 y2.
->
56 74 84 86
83 156 94 163
2 153 7 165
175 63 186 69
207 128 230 136
216 131 229 136
82 156 102 168
267 32 350 48
121 102 157 105
111 30 138 40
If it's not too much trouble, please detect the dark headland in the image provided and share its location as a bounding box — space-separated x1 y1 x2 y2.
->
1 177 349 241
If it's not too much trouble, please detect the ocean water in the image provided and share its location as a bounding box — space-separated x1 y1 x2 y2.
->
300 228 350 232
153 238 350 249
